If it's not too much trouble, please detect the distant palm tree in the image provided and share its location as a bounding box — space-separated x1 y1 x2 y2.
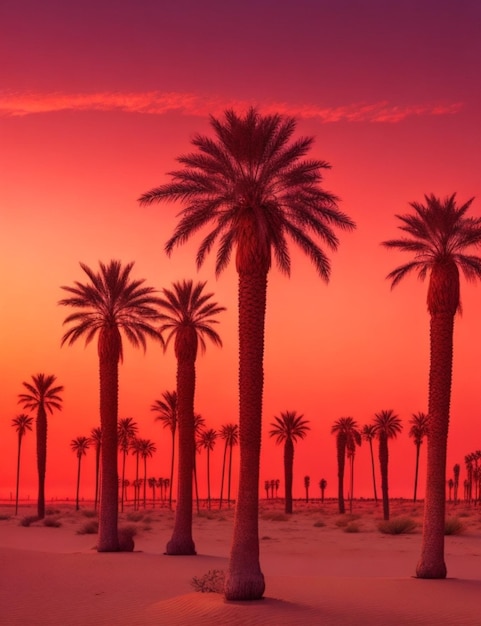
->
11 414 33 515
319 478 327 503
198 428 218 509
453 463 460 504
18 373 63 519
139 107 355 601
219 423 239 509
346 429 362 513
59 260 162 551
372 409 403 521
269 410 310 514
130 438 142 510
408 412 429 503
90 427 102 511
118 417 138 512
361 424 378 503
264 480 270 499
304 476 310 503
447 478 454 502
71 436 91 510
331 417 360 514
148 477 157 506
465 453 474 503
157 280 224 554
138 438 157 508
383 193 481 578
271 479 276 499
151 390 177 509
193 413 206 513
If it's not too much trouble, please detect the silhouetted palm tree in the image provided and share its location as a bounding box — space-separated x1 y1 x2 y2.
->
346 429 362 513
90 427 102 511
11 414 33 515
148 477 157 506
138 438 157 508
373 409 403 521
269 410 310 514
408 412 429 503
447 478 454 502
361 424 378 503
157 280 224 554
118 417 138 512
139 108 355 601
319 478 327 503
304 476 310 503
59 260 163 550
198 428 217 509
331 417 360 514
219 423 239 509
383 193 481 578
264 480 270 499
453 463 460 504
71 436 91 510
151 390 177 509
18 373 63 519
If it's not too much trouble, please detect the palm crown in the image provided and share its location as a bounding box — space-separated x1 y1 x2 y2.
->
409 412 429 445
373 410 403 439
18 374 63 414
269 410 310 444
12 414 34 437
151 391 177 433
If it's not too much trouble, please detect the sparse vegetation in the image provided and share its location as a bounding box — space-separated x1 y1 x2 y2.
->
344 522 361 533
43 515 62 527
445 517 464 535
77 520 99 535
313 520 326 528
378 516 417 535
20 515 39 527
191 569 225 593
126 511 144 522
118 524 137 551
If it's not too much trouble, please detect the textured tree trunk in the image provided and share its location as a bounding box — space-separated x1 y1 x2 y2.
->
36 405 47 519
15 434 23 515
219 440 228 509
227 442 234 506
94 445 100 511
224 270 266 601
169 430 175 509
75 455 81 510
379 434 390 520
284 438 294 514
336 436 346 514
413 444 421 503
368 439 378 503
97 328 120 552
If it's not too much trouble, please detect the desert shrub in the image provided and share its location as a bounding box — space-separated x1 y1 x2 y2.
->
457 511 471 518
261 512 288 522
77 520 99 535
43 516 62 528
45 507 61 516
191 569 225 594
344 522 360 533
126 511 143 522
313 520 326 528
0 514 11 521
445 517 464 535
118 524 137 551
378 516 417 535
81 509 97 518
20 515 39 527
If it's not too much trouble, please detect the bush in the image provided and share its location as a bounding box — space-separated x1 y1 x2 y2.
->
118 525 137 551
43 516 62 528
126 511 144 522
445 517 464 535
313 520 326 528
0 514 11 521
191 569 225 594
77 520 99 535
344 522 360 533
378 516 417 535
20 515 39 527
81 509 97 518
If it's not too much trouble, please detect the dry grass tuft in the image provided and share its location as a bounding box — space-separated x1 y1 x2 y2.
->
378 516 417 535
191 569 225 594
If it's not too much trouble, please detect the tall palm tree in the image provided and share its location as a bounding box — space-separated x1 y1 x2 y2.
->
139 107 354 600
59 260 163 551
372 409 403 521
118 417 138 512
383 193 481 577
138 438 157 508
361 424 378 503
18 373 63 519
198 428 218 509
11 414 34 515
151 390 177 509
346 429 362 513
157 280 224 554
71 436 91 511
269 410 310 514
219 423 239 509
331 417 360 514
408 412 429 503
90 427 102 511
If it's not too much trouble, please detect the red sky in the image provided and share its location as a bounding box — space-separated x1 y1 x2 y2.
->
1 0 481 504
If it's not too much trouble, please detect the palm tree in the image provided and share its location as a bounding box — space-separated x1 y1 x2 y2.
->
331 417 360 514
372 409 403 521
319 478 327 503
118 417 138 512
198 428 218 509
71 436 91 510
151 391 177 509
408 412 429 503
453 463 460 504
269 410 310 514
219 423 239 509
18 373 63 519
193 413 206 513
59 260 163 551
361 424 378 503
11 414 33 515
264 480 270 499
304 476 310 503
157 280 224 554
130 437 142 510
383 193 481 578
447 478 454 502
148 477 157 506
139 108 355 600
138 438 157 508
346 429 362 513
90 427 102 511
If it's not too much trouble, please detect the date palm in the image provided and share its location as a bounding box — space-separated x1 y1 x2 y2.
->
346 429 362 513
408 412 429 503
219 423 239 509
18 373 63 519
269 410 310 514
59 260 163 551
453 463 460 504
362 424 378 503
11 414 33 515
151 390 177 509
319 478 327 503
372 409 403 521
193 413 206 514
71 436 91 510
139 107 354 600
331 417 360 514
383 193 481 577
157 280 224 554
138 438 157 508
90 427 102 511
118 417 138 512
198 428 217 510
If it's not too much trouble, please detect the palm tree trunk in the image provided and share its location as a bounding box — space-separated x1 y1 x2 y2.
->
206 449 211 510
224 270 266 601
416 313 453 578
75 455 81 511
349 454 355 514
379 434 390 520
121 450 127 513
368 440 378 503
193 456 200 514
336 436 346 514
284 438 294 514
219 440 228 509
413 443 421 503
169 430 175 509
36 405 47 519
15 434 22 516
227 442 234 507
94 445 100 512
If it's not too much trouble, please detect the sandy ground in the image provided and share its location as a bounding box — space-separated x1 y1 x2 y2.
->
1 499 480 625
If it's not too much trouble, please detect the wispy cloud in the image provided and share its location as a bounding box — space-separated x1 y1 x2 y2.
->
0 90 463 123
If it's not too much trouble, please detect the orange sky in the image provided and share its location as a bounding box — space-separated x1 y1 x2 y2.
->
1 1 481 504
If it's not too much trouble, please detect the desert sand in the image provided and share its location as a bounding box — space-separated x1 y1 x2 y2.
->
1 499 480 625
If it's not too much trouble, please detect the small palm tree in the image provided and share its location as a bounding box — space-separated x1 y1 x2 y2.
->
118 417 138 512
408 412 429 503
157 280 224 554
372 409 403 521
304 476 310 503
18 373 63 519
269 411 310 514
138 438 157 508
447 478 454 502
361 424 378 503
453 463 460 504
151 390 177 509
383 193 481 578
90 427 102 511
264 480 270 499
331 417 360 514
59 260 163 551
219 423 239 509
198 428 218 509
71 436 91 510
319 478 327 503
11 414 33 515
346 430 362 513
148 477 157 506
